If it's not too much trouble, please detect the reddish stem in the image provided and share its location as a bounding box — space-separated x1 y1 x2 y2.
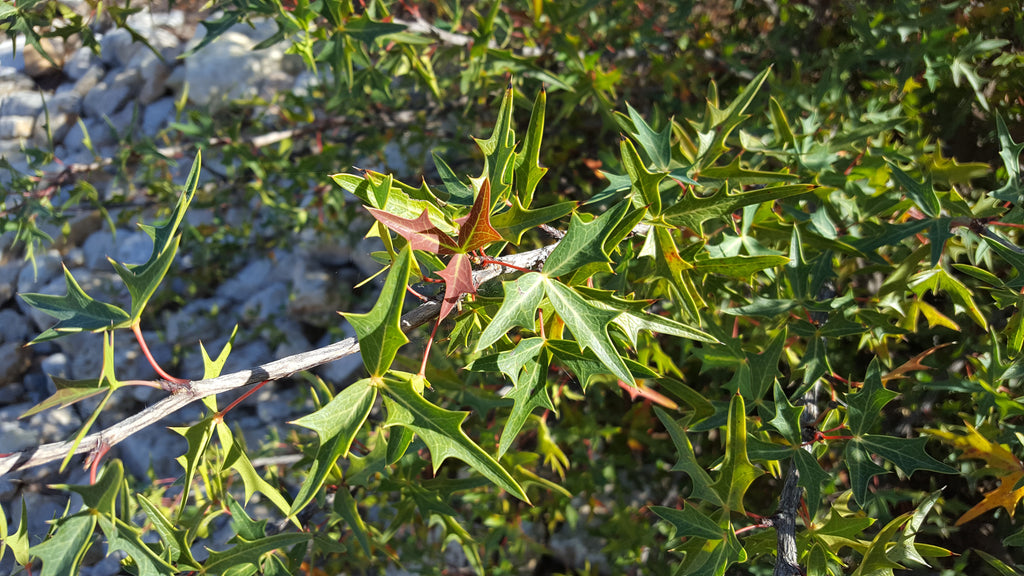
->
476 255 535 274
132 323 188 384
419 319 442 377
87 442 112 484
219 381 268 418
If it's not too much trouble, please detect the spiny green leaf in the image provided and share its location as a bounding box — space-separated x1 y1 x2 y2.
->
137 494 199 568
433 151 474 205
381 372 529 503
475 83 517 204
31 514 95 576
342 246 413 377
650 504 723 541
654 406 719 503
55 460 123 516
847 358 900 436
623 102 672 171
620 136 666 214
699 156 801 186
19 265 130 343
857 435 956 476
220 427 293 519
709 394 763 514
495 337 545 382
203 533 311 575
845 442 889 506
888 162 940 218
97 516 177 576
889 491 945 568
476 273 545 351
542 199 631 278
18 376 108 418
491 196 575 244
850 512 912 576
662 184 815 233
693 255 790 279
112 151 201 323
500 350 555 457
171 415 218 515
768 381 803 445
992 113 1024 203
908 265 987 328
514 87 548 207
0 498 30 567
544 278 633 385
333 486 373 556
289 379 377 516
795 448 831 519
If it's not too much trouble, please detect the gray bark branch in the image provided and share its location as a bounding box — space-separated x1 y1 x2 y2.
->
0 245 555 478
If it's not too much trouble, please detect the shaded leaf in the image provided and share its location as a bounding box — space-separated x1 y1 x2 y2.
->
545 278 633 385
709 394 763 514
19 265 130 343
500 350 555 457
381 372 529 502
31 514 95 576
650 505 723 541
342 246 413 377
289 379 377 516
655 406 719 503
662 184 815 233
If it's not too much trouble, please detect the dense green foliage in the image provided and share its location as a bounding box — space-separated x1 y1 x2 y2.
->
3 1 1024 574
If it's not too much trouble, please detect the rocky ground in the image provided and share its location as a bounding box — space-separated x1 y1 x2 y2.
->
0 6 394 574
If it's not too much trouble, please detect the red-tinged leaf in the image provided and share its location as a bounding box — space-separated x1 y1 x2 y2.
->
458 180 503 252
437 253 476 321
366 207 459 254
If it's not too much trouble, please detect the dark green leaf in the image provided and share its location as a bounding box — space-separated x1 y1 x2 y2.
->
543 200 630 278
342 246 413 377
650 505 723 540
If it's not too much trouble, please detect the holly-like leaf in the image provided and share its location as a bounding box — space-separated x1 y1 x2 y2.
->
795 448 831 518
491 196 576 244
957 469 1024 526
495 337 545 382
0 499 30 567
845 442 889 506
850 512 912 576
19 376 108 418
289 379 377 516
30 514 96 576
475 83 517 204
650 504 723 541
655 406 719 503
514 87 548 207
499 350 555 457
436 253 476 322
97 516 177 576
380 372 529 503
342 246 413 377
991 113 1024 203
768 381 804 445
693 255 790 279
623 102 672 171
110 151 201 323
333 487 373 556
366 207 460 254
908 266 986 328
699 156 801 187
544 278 633 385
433 151 475 205
543 199 631 278
662 184 815 233
846 358 900 436
171 415 218 515
889 492 946 568
457 179 503 252
56 460 123 517
137 494 199 568
203 533 311 575
476 273 546 350
620 136 666 214
709 394 764 514
19 265 130 343
857 435 956 477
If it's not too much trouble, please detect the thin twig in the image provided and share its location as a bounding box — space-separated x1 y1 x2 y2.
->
0 244 560 477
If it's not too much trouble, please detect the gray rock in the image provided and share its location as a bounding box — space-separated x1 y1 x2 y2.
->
81 229 117 270
40 352 69 381
1 90 46 117
0 116 34 139
100 28 141 68
72 64 105 95
0 70 34 93
241 281 289 321
0 35 26 72
0 261 20 305
164 297 230 345
114 229 154 265
184 32 262 108
82 69 139 118
0 419 39 453
16 251 64 294
0 341 31 385
142 96 176 136
33 111 73 147
117 420 187 480
106 104 140 135
48 87 84 115
217 258 273 304
0 309 32 345
128 49 173 104
64 46 100 80
288 259 343 322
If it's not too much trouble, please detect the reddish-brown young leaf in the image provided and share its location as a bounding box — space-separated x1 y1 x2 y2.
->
436 253 476 321
366 208 460 254
458 180 503 252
